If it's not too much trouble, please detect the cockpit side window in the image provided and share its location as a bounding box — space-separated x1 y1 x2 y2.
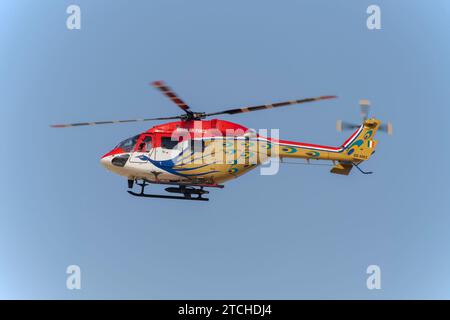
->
161 137 179 150
137 136 152 152
116 135 140 152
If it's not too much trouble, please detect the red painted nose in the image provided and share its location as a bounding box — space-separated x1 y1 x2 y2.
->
101 148 124 159
100 148 129 170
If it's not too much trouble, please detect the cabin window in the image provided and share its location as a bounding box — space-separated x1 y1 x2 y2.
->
137 136 152 152
116 135 140 152
161 137 179 150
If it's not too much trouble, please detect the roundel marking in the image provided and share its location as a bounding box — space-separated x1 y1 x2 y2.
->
306 151 320 157
364 130 373 140
228 167 238 174
282 147 297 154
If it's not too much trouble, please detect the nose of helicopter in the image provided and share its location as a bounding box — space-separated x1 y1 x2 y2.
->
100 149 130 172
100 154 111 168
100 148 121 170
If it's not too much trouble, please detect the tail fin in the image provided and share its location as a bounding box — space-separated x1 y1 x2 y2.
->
330 118 381 175
344 118 381 161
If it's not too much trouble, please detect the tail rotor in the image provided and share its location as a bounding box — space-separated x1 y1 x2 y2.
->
336 99 393 135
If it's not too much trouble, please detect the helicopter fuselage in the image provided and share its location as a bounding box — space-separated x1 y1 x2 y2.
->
100 118 379 185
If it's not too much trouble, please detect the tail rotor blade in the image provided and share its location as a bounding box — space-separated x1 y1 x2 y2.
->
336 120 360 132
336 120 343 132
359 99 370 121
380 121 393 135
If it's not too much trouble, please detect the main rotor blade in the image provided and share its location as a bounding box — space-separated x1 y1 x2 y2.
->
151 81 191 114
50 115 183 128
204 95 337 117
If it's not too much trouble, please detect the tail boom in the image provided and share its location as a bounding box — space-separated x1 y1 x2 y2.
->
261 118 381 164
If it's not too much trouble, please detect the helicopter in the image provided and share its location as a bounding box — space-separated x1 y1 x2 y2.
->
51 81 392 201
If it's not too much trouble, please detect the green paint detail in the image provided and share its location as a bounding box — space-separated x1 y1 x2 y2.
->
282 147 297 154
349 139 363 149
364 130 373 140
346 139 364 155
228 167 238 174
306 151 320 157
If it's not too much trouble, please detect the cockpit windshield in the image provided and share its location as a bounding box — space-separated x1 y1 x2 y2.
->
115 135 140 152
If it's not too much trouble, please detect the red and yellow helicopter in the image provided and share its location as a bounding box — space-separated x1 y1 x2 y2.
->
51 81 392 201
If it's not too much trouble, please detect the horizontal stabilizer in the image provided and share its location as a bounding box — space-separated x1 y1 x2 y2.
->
330 162 353 175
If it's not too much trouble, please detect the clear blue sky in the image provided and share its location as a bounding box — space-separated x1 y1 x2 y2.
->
1 0 450 299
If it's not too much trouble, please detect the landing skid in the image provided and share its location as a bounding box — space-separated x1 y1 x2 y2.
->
127 190 209 201
127 180 211 201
